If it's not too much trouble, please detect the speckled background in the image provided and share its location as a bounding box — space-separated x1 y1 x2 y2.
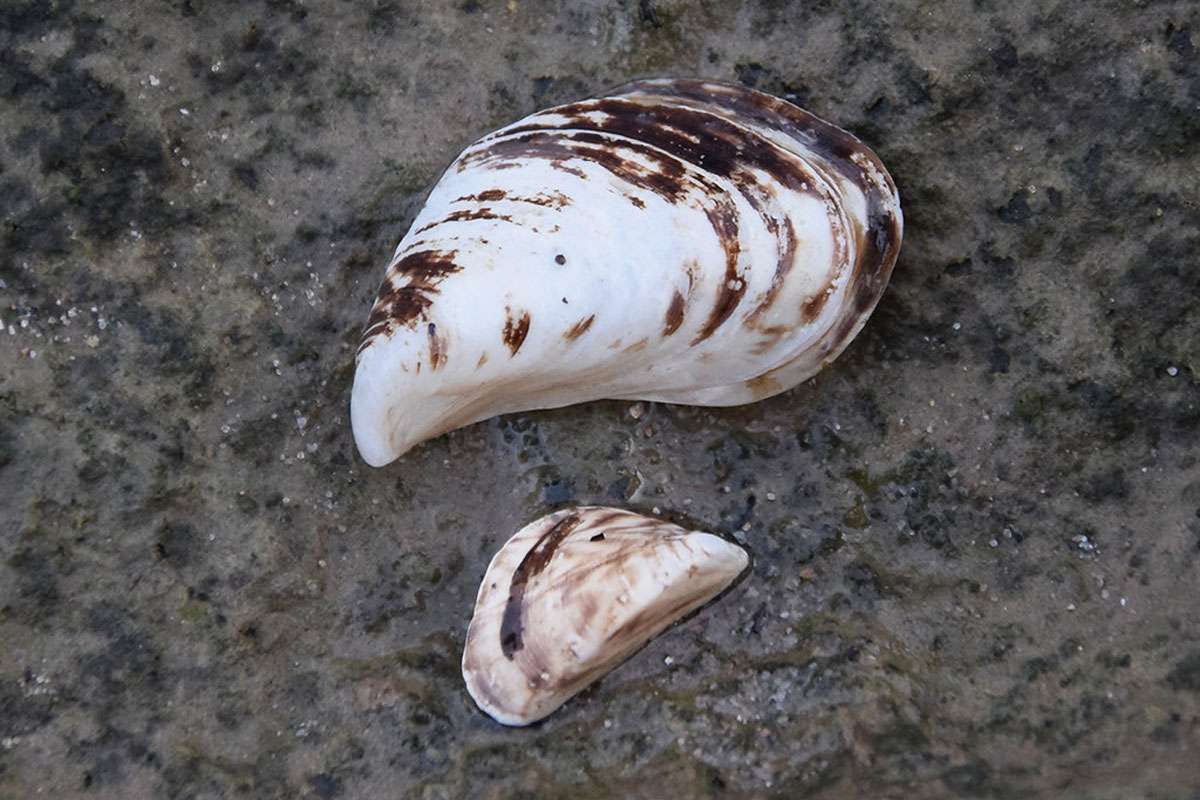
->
2 1 1198 798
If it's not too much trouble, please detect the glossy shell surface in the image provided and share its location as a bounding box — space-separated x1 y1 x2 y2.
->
352 78 903 466
462 506 748 726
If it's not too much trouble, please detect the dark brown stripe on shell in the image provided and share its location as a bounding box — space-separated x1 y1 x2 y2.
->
663 289 686 336
550 161 588 180
745 215 798 325
500 512 583 659
800 286 832 324
814 198 901 356
692 200 744 344
460 132 696 204
749 324 791 356
563 314 594 342
414 207 512 234
453 189 572 209
516 191 572 208
502 307 531 355
359 249 461 353
585 509 629 528
454 189 507 203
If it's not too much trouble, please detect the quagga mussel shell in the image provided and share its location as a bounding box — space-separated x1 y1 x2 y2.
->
352 78 902 466
461 506 748 726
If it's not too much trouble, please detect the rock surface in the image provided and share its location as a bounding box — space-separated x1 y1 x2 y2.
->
1 1 1197 797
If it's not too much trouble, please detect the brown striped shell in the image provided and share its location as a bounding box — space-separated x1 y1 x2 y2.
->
462 506 748 726
352 78 902 466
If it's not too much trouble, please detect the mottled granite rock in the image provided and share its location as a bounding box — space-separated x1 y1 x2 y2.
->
1 1 1197 798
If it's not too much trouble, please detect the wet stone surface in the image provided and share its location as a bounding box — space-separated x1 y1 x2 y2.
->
1 1 1198 797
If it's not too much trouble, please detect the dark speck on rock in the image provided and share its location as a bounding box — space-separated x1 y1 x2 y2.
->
734 62 767 88
541 478 575 505
996 191 1033 223
1166 651 1200 692
843 561 883 602
232 161 259 189
638 0 662 29
154 522 197 569
308 773 342 798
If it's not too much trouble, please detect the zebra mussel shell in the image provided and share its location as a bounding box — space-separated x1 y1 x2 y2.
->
352 78 902 466
462 506 748 726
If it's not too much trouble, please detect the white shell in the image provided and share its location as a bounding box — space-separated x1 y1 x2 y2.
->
461 506 748 726
352 78 902 466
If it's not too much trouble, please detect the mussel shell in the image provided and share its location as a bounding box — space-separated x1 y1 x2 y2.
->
462 506 748 726
352 78 902 466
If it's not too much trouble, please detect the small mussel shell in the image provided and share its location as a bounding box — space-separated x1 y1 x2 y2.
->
462 506 748 726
